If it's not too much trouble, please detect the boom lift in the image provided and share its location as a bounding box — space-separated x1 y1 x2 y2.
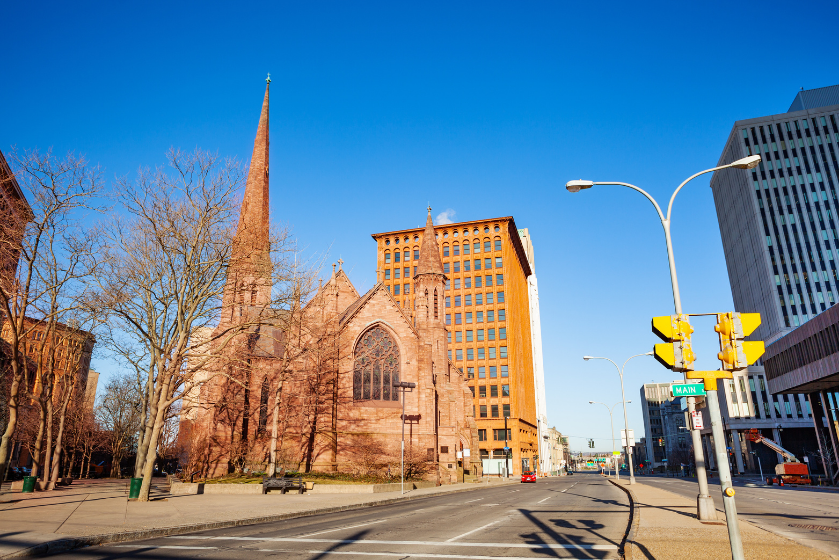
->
745 429 811 485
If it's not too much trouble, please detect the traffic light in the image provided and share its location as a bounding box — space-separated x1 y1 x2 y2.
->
714 312 765 370
658 438 663 447
652 314 696 371
588 439 594 449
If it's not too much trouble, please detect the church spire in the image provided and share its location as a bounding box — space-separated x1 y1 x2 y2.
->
416 207 444 276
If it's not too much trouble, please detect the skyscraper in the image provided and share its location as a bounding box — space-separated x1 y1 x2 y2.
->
372 217 542 476
709 86 838 344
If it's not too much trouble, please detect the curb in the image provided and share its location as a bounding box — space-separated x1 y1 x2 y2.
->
1 481 519 559
608 479 640 560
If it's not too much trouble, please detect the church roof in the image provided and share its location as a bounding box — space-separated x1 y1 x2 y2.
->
416 208 444 276
338 282 418 337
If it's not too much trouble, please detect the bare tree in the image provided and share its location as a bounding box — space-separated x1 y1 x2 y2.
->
0 149 102 483
92 148 302 501
96 373 143 477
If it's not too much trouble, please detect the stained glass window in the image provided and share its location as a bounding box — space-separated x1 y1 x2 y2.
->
353 326 400 402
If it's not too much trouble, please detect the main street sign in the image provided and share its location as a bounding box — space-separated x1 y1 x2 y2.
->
671 383 706 397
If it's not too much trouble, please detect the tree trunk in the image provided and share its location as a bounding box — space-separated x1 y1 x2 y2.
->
84 449 92 478
30 403 47 479
41 398 54 484
138 400 167 502
268 377 285 475
48 393 72 489
134 393 156 477
0 376 21 484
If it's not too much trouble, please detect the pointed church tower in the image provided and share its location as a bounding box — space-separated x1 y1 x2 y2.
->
414 208 448 380
223 77 272 324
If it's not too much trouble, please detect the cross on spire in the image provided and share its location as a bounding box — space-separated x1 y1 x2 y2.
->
337 258 344 270
266 73 271 84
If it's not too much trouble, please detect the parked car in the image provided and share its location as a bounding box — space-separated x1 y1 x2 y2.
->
521 470 536 483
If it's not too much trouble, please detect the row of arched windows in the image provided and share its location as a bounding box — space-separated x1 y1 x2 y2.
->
442 237 502 257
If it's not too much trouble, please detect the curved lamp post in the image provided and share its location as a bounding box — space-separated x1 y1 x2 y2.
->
584 352 652 484
589 400 630 480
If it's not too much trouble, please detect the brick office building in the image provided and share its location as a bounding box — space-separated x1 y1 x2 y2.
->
185 81 480 482
371 218 540 476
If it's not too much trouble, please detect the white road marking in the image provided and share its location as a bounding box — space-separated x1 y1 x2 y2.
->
290 551 601 559
114 545 217 550
445 519 503 542
464 498 483 503
166 536 617 550
537 496 552 504
296 518 388 537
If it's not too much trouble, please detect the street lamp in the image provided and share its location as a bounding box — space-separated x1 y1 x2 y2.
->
566 156 759 556
589 400 630 480
584 352 652 484
393 380 416 494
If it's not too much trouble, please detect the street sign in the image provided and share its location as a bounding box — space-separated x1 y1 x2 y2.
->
691 411 704 430
503 446 511 452
463 448 471 457
621 429 635 447
612 451 621 456
671 383 706 397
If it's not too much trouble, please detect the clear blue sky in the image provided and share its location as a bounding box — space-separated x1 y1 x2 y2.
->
3 1 838 452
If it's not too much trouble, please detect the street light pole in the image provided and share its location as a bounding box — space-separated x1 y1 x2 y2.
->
584 353 651 484
393 381 416 495
589 400 628 480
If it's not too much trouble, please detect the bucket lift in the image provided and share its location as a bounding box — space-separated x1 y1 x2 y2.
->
745 429 811 485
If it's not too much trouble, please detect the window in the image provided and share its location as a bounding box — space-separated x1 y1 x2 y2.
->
495 257 502 268
447 331 452 343
386 285 391 293
475 276 482 288
445 296 451 308
464 260 471 271
477 347 485 359
486 292 493 304
385 270 391 280
489 366 497 378
502 384 510 396
455 331 463 342
487 310 494 322
474 293 483 305
489 347 496 359
479 385 486 398
443 245 450 257
464 277 471 288
488 328 495 340
486 275 493 286
454 278 461 289
465 294 472 306
454 261 461 273
476 311 484 322
500 346 508 358
445 313 451 325
469 386 475 397
404 283 409 294
466 312 473 323
477 329 485 341
502 404 510 417
456 349 463 361
414 266 417 276
484 258 492 269
453 244 460 256
466 330 473 342
493 428 511 441
443 262 450 273
478 429 486 441
463 242 470 255
467 348 474 360
385 252 391 264
394 268 401 279
454 295 461 307
404 267 410 277
491 404 499 417
455 313 462 324
484 241 491 252
467 367 474 378
501 365 508 377
480 405 487 418
495 238 502 251
498 309 506 321
404 250 409 261
474 259 481 270
394 284 400 295
353 326 400 402
434 289 439 318
414 249 419 260
478 367 485 378
496 274 504 286
474 241 481 253
395 251 401 263
499 327 506 340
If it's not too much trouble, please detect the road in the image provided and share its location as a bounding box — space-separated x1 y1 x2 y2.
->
58 473 628 560
637 474 839 556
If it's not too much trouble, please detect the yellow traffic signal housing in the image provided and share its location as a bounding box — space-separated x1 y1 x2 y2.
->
652 314 696 371
714 312 765 370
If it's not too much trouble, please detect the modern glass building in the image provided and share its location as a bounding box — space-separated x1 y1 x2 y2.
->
710 86 838 344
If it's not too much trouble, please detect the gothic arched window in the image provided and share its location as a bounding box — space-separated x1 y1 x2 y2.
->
353 326 400 402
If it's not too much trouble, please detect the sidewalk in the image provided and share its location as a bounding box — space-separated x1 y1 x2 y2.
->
0 477 516 558
611 478 835 559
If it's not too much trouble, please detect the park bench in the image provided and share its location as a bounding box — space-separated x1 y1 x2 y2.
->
262 473 305 494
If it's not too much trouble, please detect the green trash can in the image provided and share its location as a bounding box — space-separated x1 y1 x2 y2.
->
22 476 37 493
129 477 143 499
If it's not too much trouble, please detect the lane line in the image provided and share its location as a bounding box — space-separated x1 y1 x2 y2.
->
166 536 617 550
296 518 388 537
464 498 484 503
114 545 217 550
287 550 601 560
537 496 552 504
445 519 503 542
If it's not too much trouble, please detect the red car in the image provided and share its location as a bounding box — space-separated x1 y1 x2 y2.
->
521 471 536 483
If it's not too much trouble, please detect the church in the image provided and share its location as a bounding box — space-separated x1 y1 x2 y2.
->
181 79 481 483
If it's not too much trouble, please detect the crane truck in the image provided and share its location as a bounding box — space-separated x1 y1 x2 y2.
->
745 429 811 485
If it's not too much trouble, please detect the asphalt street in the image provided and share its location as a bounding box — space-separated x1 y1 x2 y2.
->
636 474 839 556
57 473 629 560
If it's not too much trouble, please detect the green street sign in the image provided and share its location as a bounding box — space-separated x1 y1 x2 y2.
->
671 383 706 397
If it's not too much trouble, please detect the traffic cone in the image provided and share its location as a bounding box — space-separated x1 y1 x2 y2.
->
779 479 784 487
